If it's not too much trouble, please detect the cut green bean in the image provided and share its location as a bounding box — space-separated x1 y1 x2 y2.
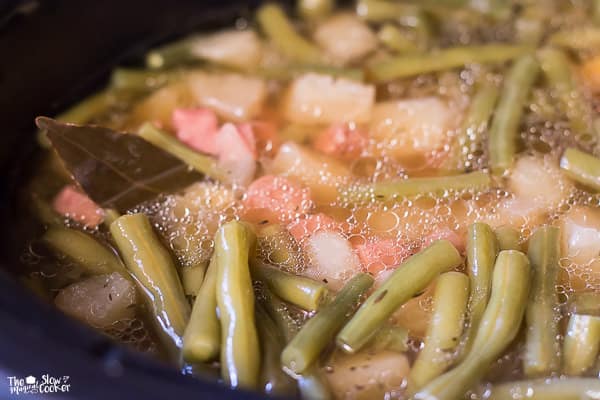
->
256 3 322 64
297 0 333 20
488 54 540 174
253 261 328 311
336 240 462 353
524 226 561 377
297 368 333 400
538 48 592 138
413 250 531 400
256 304 297 397
137 123 224 181
281 273 374 374
495 226 522 251
560 148 600 192
488 377 600 400
356 0 421 25
256 64 364 82
145 36 199 69
368 325 409 353
408 272 470 392
550 27 600 51
568 292 600 316
43 227 125 276
446 81 500 171
110 214 190 350
563 313 600 375
110 68 181 91
260 288 300 343
367 44 530 82
182 257 220 362
181 261 208 297
102 209 121 228
459 222 497 360
345 171 491 203
377 24 419 53
214 221 260 389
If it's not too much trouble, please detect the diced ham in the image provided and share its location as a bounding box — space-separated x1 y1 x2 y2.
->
215 123 257 186
172 108 219 154
355 238 412 274
287 213 340 243
242 175 312 224
313 123 367 160
52 185 103 228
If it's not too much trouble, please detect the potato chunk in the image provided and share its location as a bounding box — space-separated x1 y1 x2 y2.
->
314 13 377 65
189 30 262 69
55 272 136 328
284 74 375 124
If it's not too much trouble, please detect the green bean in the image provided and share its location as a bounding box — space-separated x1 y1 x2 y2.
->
297 0 333 20
459 223 497 360
377 24 419 53
297 368 333 400
488 54 540 174
253 261 329 311
487 377 600 400
345 171 491 203
110 214 190 350
524 226 561 377
256 3 322 64
256 64 364 82
43 226 125 276
560 148 600 192
281 273 374 374
182 257 220 362
408 272 470 392
102 209 121 228
563 313 600 375
180 261 208 297
568 292 600 316
495 226 522 251
256 304 297 397
538 48 592 138
550 27 600 51
31 195 62 226
145 36 199 69
356 0 421 25
37 90 112 148
137 123 224 180
367 44 530 82
446 81 500 171
336 240 462 353
413 250 531 400
260 288 300 342
515 7 545 45
368 325 409 353
256 223 306 270
110 68 181 91
214 220 260 389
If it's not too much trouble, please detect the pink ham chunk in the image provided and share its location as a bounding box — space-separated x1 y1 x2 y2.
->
242 175 312 224
313 123 367 160
52 185 103 228
287 213 340 243
172 108 219 154
355 238 412 274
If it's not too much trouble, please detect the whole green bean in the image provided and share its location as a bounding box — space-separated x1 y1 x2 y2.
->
560 148 600 192
494 226 522 251
459 222 497 360
43 226 125 276
110 214 190 350
524 226 561 377
366 171 491 202
408 272 470 392
413 250 531 400
281 273 374 374
487 377 600 400
563 313 600 376
367 44 530 82
538 48 592 139
336 240 462 353
180 261 208 297
488 54 540 174
255 304 297 397
182 257 220 363
256 3 322 64
137 123 224 180
214 221 260 389
253 261 328 311
446 81 500 171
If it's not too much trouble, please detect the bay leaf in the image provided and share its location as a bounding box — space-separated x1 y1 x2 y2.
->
36 117 202 212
